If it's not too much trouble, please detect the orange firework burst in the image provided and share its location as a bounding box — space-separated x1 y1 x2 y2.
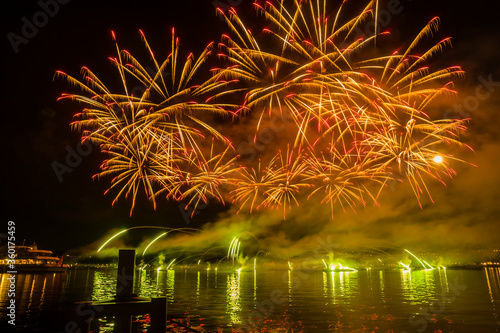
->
58 0 471 218
57 29 236 214
217 0 470 214
162 144 240 215
231 147 311 219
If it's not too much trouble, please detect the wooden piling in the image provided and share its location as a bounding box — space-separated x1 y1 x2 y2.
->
71 249 167 332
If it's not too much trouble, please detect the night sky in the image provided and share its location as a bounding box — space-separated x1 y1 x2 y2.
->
2 0 499 256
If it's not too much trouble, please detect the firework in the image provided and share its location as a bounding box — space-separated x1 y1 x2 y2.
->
228 237 241 262
97 226 199 253
142 232 168 257
405 249 431 270
58 29 236 214
259 147 311 218
59 0 471 218
305 147 387 216
160 144 240 214
218 0 469 212
97 229 127 253
231 147 311 218
216 0 386 145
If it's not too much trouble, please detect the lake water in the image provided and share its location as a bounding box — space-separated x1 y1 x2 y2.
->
1 267 499 332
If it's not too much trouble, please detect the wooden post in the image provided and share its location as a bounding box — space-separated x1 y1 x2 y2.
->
150 297 167 333
114 314 132 333
72 249 167 332
116 249 136 300
71 301 92 333
114 249 136 333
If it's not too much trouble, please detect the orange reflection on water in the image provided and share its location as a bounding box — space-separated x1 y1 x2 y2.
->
0 272 65 323
485 267 500 302
485 267 500 327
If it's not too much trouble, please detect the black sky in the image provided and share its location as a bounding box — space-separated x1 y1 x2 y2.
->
1 0 499 254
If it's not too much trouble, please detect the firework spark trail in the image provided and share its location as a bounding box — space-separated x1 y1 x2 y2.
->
258 147 311 219
59 0 471 219
58 30 237 214
160 144 240 215
231 159 274 215
217 0 470 215
231 146 311 219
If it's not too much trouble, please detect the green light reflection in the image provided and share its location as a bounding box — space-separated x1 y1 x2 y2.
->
226 271 242 325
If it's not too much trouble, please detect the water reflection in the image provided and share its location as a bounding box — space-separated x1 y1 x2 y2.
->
137 269 164 298
91 269 116 301
322 270 360 304
226 271 242 325
320 269 454 307
0 272 66 326
322 271 337 304
287 270 292 305
400 268 412 293
2 268 500 331
379 270 385 302
322 271 328 298
485 267 500 302
485 267 500 327
438 267 449 293
197 270 200 301
398 269 439 304
165 270 175 302
253 270 257 301
343 271 356 296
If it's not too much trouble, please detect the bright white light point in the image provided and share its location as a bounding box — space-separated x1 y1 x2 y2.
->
433 155 443 163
